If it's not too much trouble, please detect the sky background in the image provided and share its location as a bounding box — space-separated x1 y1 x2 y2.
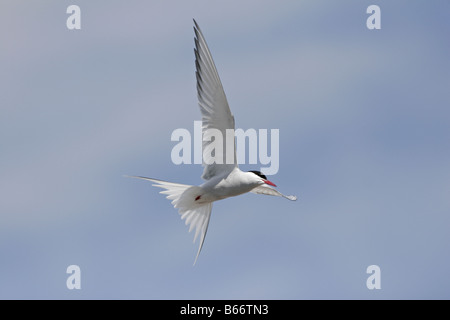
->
1 0 449 299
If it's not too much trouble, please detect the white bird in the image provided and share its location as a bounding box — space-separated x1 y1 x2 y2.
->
129 20 297 265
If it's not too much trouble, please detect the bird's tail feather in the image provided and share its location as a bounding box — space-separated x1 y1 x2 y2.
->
126 176 212 265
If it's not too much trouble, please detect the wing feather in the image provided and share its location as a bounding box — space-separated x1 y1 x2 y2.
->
194 19 237 180
126 175 213 265
251 184 298 201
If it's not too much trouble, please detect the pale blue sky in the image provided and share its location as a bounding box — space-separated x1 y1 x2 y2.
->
1 0 449 299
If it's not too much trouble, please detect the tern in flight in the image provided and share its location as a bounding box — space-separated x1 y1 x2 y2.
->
129 20 297 264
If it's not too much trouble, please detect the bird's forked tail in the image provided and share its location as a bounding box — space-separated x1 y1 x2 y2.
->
126 176 212 265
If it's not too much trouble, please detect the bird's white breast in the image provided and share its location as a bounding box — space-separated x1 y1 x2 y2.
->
200 168 260 201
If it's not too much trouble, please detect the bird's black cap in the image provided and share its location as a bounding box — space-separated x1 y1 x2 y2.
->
248 170 267 180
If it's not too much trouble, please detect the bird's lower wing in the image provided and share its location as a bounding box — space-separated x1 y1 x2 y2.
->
179 203 213 265
251 184 297 201
126 175 213 265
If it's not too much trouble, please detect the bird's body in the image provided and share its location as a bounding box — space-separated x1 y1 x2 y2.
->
200 168 262 202
130 20 297 264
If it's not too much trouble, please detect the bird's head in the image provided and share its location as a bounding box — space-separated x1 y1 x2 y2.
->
248 170 277 187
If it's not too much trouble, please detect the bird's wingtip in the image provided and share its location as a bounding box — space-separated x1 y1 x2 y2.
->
124 174 140 179
124 175 155 182
193 18 199 29
286 195 298 201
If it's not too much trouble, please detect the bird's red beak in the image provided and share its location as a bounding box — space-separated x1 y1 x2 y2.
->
263 179 277 187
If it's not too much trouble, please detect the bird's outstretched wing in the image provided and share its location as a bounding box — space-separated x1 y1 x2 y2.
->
180 202 213 265
194 19 237 180
251 184 298 201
